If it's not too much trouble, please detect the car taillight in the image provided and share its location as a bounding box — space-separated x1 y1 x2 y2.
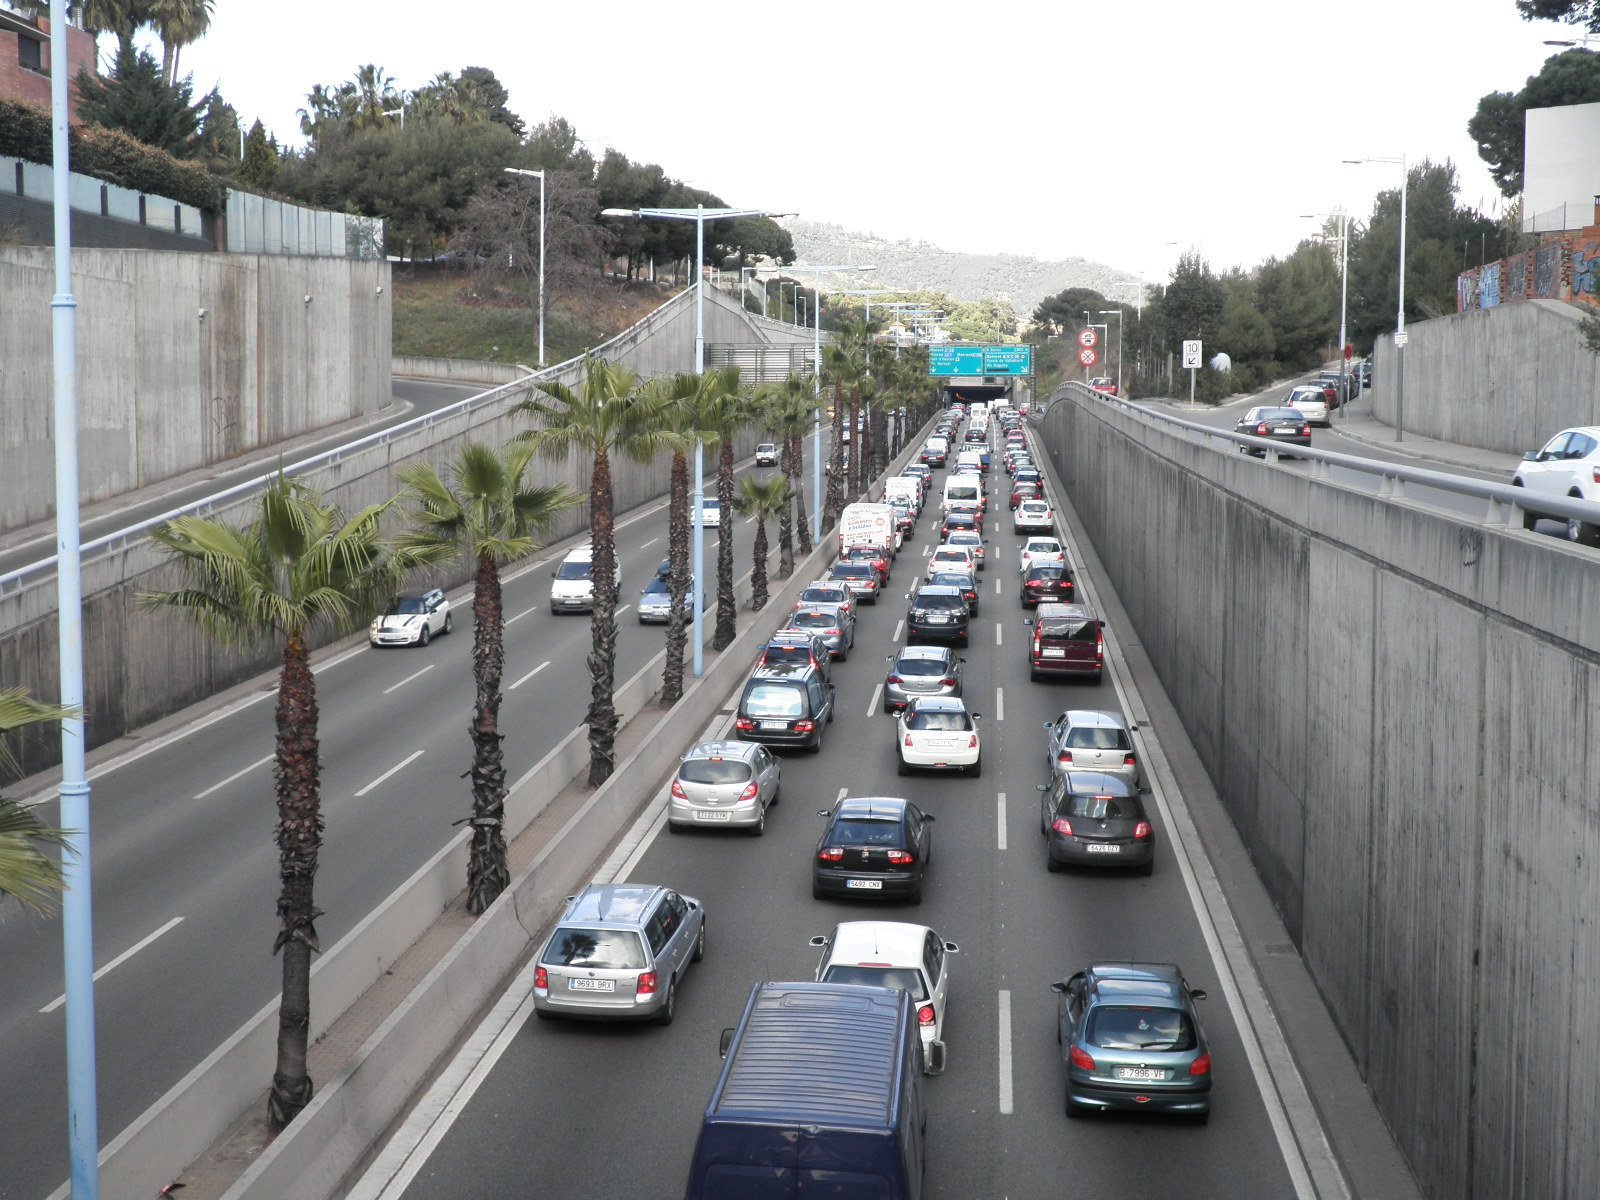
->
1134 820 1152 840
1052 817 1074 836
670 779 687 799
967 734 978 748
739 781 759 803
917 1004 936 1026
795 720 816 733
825 628 841 636
940 677 957 686
887 850 914 865
637 971 658 996
1027 580 1043 589
1057 750 1073 764
1124 753 1137 766
1301 425 1311 436
1256 423 1269 435
534 966 548 990
735 717 755 732
904 733 915 747
888 674 903 685
1095 636 1103 658
818 847 844 862
1189 1052 1212 1077
1070 1045 1095 1071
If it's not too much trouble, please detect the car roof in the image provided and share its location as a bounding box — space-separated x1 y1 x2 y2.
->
767 629 821 644
1036 602 1094 619
835 796 910 820
917 585 964 597
1061 770 1136 794
560 883 664 927
895 645 953 662
827 920 934 963
908 695 967 712
750 662 820 682
683 740 763 764
563 544 594 562
1086 961 1187 1005
1058 708 1130 729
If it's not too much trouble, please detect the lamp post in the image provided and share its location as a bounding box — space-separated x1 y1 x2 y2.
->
1346 155 1407 439
1096 309 1124 396
503 168 547 367
601 204 792 676
1301 209 1352 418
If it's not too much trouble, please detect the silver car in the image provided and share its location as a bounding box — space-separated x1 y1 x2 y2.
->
786 607 855 660
796 580 857 622
1043 709 1142 786
532 883 705 1025
637 574 707 623
883 645 964 714
668 740 781 835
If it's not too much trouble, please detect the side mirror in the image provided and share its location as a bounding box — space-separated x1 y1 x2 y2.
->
957 657 966 663
1522 451 1539 461
943 941 960 953
1099 620 1106 629
971 713 982 720
1042 721 1053 731
1140 786 1153 795
1036 783 1049 792
886 655 895 662
550 571 556 578
922 812 936 822
1190 988 1208 1002
817 809 832 818
1049 980 1069 994
925 1040 947 1076
718 1028 735 1058
808 935 829 947
1023 618 1034 626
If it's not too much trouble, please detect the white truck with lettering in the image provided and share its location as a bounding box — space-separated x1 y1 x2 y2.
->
883 477 921 513
838 502 901 556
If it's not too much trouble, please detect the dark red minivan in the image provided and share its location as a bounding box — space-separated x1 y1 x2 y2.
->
1024 602 1105 683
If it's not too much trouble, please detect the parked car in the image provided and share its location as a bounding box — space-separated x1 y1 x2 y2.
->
1050 962 1212 1121
637 574 706 623
812 795 935 904
1013 499 1054 535
1039 771 1155 874
810 921 959 1059
532 883 705 1024
785 607 855 660
882 645 965 714
1043 708 1141 785
1019 537 1065 575
668 740 781 836
369 588 452 647
906 585 971 646
927 568 979 616
754 443 779 466
1283 385 1330 427
1020 564 1075 607
1234 406 1311 455
828 561 883 604
895 696 982 776
757 630 833 683
1512 425 1600 544
1025 602 1104 682
736 663 835 752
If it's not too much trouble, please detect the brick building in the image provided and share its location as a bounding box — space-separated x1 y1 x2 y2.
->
0 3 98 121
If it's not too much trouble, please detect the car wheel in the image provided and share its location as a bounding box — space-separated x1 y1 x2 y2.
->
1567 514 1600 546
1092 671 1104 686
812 881 826 900
550 605 560 615
836 645 849 662
1046 852 1062 874
443 612 453 635
751 806 766 837
811 731 824 754
418 624 431 647
655 977 677 1025
692 921 706 962
534 1006 551 1021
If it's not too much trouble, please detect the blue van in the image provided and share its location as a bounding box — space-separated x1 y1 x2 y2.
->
684 981 942 1200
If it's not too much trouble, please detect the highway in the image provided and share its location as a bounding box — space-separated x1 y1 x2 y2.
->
360 423 1312 1200
0 422 817 1200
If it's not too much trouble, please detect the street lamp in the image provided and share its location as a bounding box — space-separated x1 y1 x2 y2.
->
503 168 547 368
1345 155 1408 439
1096 309 1124 396
1301 210 1352 418
601 203 793 676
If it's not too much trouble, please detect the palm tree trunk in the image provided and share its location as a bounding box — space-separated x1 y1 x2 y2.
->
466 552 509 915
824 389 845 534
268 632 323 1130
751 519 770 609
662 450 690 705
713 438 737 650
791 433 812 554
848 390 861 497
586 448 620 787
775 440 795 579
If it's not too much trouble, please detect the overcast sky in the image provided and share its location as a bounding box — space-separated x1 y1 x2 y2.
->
175 0 1580 282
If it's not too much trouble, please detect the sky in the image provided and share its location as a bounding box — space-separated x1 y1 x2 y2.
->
170 0 1587 284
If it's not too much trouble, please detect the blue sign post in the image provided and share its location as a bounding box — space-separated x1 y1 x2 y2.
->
927 344 1033 377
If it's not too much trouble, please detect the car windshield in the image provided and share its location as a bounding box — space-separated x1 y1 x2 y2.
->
1039 617 1097 641
1064 791 1137 818
1064 726 1131 750
679 757 753 785
555 561 593 580
822 964 928 1001
545 927 647 970
827 818 904 847
1086 1005 1197 1051
915 594 967 613
743 684 805 718
906 709 972 731
385 597 427 616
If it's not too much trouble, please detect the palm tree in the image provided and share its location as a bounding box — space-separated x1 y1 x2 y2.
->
396 444 578 914
515 358 674 786
146 0 212 84
758 374 818 560
822 339 868 528
140 473 427 1129
731 476 788 610
645 375 713 705
0 688 74 916
702 367 752 651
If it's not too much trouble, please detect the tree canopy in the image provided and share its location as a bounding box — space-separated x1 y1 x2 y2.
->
74 44 210 159
1468 49 1600 196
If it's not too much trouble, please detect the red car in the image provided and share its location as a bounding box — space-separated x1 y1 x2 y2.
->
841 543 891 585
1010 480 1041 509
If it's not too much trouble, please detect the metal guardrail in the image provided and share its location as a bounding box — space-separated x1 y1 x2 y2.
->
1045 380 1600 535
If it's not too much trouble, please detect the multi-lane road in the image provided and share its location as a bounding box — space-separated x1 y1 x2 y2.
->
0 409 816 1200
351 421 1320 1200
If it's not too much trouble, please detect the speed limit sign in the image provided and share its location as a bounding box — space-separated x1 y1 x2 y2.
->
1078 328 1098 348
1078 346 1098 367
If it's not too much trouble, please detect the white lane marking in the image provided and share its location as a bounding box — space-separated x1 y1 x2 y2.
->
637 537 659 550
382 663 435 695
40 917 184 1013
835 786 848 804
998 989 1014 1115
312 645 367 676
997 792 1007 851
615 604 631 617
354 750 425 798
995 687 1005 722
995 623 1003 646
867 683 883 717
506 604 540 625
893 619 904 641
994 575 1001 594
921 543 931 557
193 754 272 800
509 660 551 691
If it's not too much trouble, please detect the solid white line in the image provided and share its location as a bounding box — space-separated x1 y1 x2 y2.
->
193 754 272 800
893 619 904 641
867 683 883 717
997 792 1007 851
382 663 435 695
995 687 1005 722
997 989 1014 1115
311 644 367 676
505 604 540 625
509 660 551 691
40 917 184 1013
354 750 425 798
637 537 659 550
995 623 1003 646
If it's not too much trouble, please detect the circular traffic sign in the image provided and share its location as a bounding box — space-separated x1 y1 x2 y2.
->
1078 346 1098 367
1078 329 1098 348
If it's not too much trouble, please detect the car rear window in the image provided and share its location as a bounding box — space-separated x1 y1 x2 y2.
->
545 927 647 970
1027 568 1066 583
827 818 904 847
896 658 947 677
680 757 754 785
905 710 972 731
1064 726 1131 750
763 644 812 664
945 484 980 500
1086 1005 1197 1051
1038 617 1097 641
915 595 967 613
743 684 805 718
831 564 874 579
1063 791 1138 819
789 612 837 630
822 965 928 1000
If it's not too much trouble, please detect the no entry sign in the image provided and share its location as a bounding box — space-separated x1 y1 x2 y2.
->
1078 346 1098 367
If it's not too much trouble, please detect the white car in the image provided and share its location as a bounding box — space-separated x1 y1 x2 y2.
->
895 695 981 776
1283 385 1330 427
550 544 621 614
369 588 452 647
754 443 778 466
926 546 977 580
810 921 959 1068
1019 537 1065 575
944 530 986 570
698 498 722 527
1513 425 1600 545
1013 500 1055 535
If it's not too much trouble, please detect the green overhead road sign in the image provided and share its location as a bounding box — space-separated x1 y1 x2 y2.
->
927 344 1033 377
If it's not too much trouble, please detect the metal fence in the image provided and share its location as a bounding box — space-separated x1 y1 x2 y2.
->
224 191 383 259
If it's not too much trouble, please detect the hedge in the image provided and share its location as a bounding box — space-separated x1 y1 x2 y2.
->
0 97 226 213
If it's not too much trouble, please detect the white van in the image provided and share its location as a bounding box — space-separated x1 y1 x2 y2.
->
838 502 901 555
941 475 984 515
955 450 983 474
884 477 920 513
549 544 620 614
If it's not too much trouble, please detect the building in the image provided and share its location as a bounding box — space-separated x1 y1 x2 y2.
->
0 2 98 121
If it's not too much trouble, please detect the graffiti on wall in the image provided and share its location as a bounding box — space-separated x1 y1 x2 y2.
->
1572 239 1600 309
1458 268 1479 312
1534 244 1561 298
1503 253 1527 302
1479 263 1501 308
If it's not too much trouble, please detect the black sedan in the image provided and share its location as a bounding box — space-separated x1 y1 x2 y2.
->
927 569 980 616
1021 564 1074 607
812 795 935 904
906 585 970 646
1234 406 1311 455
1038 771 1155 875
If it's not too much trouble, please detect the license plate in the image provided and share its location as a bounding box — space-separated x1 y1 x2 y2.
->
1273 427 1298 435
693 811 732 822
846 879 883 890
1115 1067 1166 1081
928 615 949 624
1042 648 1066 658
1085 843 1121 854
568 978 615 992
760 720 788 731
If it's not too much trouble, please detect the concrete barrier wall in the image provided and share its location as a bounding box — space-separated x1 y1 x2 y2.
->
0 247 391 533
1036 392 1600 1200
1369 299 1600 453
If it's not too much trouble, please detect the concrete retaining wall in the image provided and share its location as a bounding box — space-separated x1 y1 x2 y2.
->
1369 299 1600 453
0 247 391 534
1036 392 1600 1200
